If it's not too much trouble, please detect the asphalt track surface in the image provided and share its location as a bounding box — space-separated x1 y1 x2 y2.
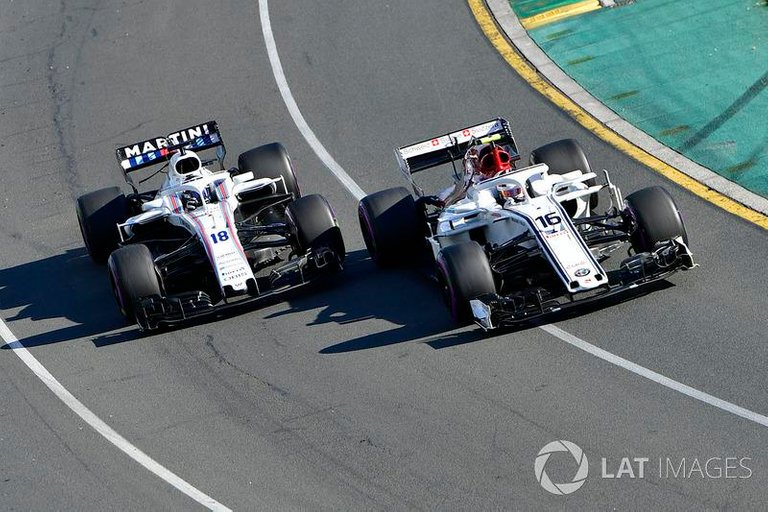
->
1 0 766 509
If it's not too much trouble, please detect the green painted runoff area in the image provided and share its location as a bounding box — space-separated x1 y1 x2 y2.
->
508 0 589 18
523 0 768 198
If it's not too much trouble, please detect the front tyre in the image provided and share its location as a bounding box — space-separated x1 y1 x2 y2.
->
436 242 496 324
358 187 423 266
107 244 162 321
286 194 345 272
76 187 128 263
237 142 300 199
530 138 598 211
625 186 689 253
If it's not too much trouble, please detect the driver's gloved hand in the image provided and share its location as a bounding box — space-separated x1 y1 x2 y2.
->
181 191 201 211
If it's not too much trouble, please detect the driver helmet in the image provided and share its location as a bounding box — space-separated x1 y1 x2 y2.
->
496 180 525 203
168 150 204 185
476 144 513 179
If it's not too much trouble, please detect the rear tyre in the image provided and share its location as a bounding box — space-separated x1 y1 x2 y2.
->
436 242 496 324
107 244 162 321
286 194 345 271
530 138 598 211
625 186 688 252
358 187 423 266
76 187 128 263
237 142 300 199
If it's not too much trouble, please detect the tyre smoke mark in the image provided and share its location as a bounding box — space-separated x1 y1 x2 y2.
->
680 69 768 151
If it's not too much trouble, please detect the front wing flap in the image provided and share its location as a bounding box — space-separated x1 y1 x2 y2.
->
471 238 695 330
133 246 341 330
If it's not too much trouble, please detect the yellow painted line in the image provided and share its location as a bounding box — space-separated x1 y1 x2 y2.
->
468 0 768 230
520 0 601 29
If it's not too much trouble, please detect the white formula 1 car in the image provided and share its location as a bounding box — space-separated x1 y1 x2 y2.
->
76 121 345 330
358 118 695 329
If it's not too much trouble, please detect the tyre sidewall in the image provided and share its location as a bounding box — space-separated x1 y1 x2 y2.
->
530 138 598 211
357 187 423 266
237 142 300 199
436 242 495 323
285 194 345 263
76 187 128 263
625 186 688 252
107 244 161 319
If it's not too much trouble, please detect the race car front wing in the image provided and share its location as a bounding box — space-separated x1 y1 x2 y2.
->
470 238 695 330
133 247 340 330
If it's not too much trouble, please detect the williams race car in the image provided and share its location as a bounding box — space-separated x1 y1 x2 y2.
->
358 118 695 329
76 121 345 330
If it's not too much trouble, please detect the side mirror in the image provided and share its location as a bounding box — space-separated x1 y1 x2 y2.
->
141 197 164 211
232 171 254 185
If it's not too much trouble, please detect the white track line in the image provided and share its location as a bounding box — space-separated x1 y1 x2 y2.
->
540 325 768 427
259 0 768 428
0 322 231 511
258 0 365 201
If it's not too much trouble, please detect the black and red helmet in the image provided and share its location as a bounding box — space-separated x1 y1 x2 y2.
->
477 144 513 178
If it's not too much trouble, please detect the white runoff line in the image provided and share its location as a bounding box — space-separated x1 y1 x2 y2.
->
258 0 768 429
258 0 365 201
0 322 231 511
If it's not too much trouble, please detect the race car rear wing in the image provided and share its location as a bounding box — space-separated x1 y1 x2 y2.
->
395 118 519 179
115 120 225 187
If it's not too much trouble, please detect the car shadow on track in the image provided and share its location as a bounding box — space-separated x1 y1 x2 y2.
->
266 250 677 354
263 250 526 353
0 246 354 349
0 248 145 349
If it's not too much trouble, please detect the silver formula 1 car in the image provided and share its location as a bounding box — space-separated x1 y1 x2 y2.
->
358 118 695 329
76 121 345 330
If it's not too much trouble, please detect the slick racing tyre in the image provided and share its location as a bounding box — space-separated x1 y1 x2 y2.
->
358 187 423 266
237 142 300 199
625 186 688 253
286 194 345 272
530 138 598 211
76 187 128 263
436 241 496 325
107 244 162 321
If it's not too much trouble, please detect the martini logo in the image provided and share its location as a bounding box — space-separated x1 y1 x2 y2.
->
118 122 216 159
534 440 589 495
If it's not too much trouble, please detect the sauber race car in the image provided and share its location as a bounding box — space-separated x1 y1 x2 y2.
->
76 121 345 330
358 118 695 330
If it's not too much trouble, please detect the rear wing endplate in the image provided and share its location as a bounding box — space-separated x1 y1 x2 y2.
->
395 118 518 179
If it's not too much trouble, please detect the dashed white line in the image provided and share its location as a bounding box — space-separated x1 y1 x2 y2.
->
0 321 232 511
258 0 768 429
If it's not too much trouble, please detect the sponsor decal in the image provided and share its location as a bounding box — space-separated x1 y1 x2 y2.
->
117 122 218 161
398 120 505 158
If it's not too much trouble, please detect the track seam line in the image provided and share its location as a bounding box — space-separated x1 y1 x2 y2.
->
259 0 768 429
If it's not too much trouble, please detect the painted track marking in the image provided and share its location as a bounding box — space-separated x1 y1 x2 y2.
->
259 0 768 428
258 0 365 201
0 323 231 510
